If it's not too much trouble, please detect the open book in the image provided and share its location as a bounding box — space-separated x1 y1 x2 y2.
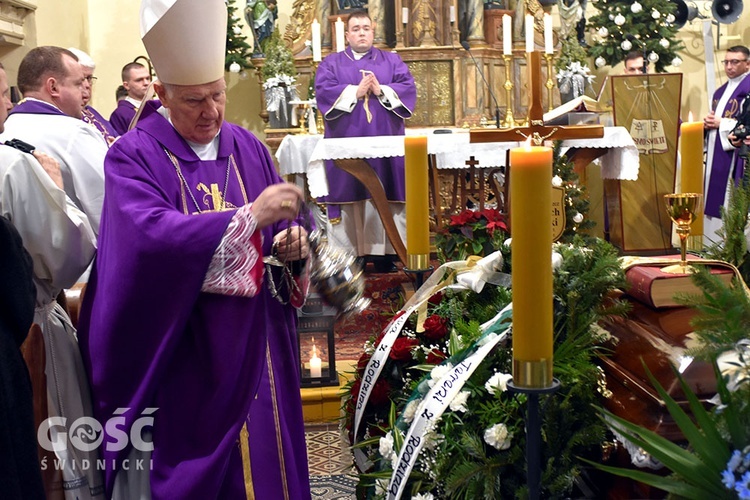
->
543 95 606 125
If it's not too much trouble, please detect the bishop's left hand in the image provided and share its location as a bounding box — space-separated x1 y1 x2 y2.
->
273 226 309 262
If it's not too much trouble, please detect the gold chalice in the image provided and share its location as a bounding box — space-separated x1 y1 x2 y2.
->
663 193 702 274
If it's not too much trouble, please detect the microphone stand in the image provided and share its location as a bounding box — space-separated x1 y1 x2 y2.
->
461 42 501 128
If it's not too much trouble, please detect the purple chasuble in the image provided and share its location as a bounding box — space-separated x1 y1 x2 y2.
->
82 105 118 145
704 75 750 217
78 109 310 499
315 46 416 216
108 100 137 135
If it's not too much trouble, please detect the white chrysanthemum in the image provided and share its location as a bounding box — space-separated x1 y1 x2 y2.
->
375 478 389 496
422 429 445 450
485 372 513 395
428 363 453 388
403 399 421 424
449 390 471 413
412 493 435 500
379 432 394 458
552 251 564 270
484 423 513 450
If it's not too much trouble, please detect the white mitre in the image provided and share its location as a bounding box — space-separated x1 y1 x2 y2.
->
140 0 227 85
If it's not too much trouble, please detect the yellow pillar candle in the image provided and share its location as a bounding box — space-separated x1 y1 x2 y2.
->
680 114 704 249
404 136 430 269
510 143 553 388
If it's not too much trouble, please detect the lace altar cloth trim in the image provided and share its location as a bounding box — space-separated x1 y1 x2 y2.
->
275 127 639 198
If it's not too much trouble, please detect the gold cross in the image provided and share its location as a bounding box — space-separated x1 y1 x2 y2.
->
470 52 604 146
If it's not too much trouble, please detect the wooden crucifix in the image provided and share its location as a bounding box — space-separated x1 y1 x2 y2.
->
469 51 604 146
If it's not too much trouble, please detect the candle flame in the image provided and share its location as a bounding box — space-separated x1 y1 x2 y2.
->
688 111 694 122
337 16 342 21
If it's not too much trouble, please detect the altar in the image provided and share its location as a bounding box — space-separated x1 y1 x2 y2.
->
275 126 639 253
276 126 638 195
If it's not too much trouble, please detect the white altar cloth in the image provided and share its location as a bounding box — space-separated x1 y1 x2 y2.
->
275 127 639 198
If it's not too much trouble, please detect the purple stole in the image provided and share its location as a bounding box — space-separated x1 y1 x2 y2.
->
82 106 118 146
9 98 66 117
705 75 750 217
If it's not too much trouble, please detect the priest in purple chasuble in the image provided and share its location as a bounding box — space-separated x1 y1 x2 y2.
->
77 1 312 498
315 10 416 258
702 45 750 241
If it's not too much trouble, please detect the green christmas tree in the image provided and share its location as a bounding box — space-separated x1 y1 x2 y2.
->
552 141 597 243
586 0 685 73
225 0 253 73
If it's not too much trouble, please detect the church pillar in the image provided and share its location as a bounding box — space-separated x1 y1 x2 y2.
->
467 0 487 47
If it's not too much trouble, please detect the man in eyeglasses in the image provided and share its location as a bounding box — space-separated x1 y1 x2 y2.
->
0 46 107 235
68 47 118 146
703 45 750 241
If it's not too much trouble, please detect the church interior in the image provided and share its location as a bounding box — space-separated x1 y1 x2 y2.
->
3 0 750 498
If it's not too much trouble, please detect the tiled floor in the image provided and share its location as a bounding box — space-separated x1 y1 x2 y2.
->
306 421 357 499
305 421 353 476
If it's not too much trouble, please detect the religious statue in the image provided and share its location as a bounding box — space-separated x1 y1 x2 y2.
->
245 0 278 56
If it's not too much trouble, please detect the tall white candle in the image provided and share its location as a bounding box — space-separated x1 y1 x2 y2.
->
335 17 346 52
503 14 512 55
402 7 409 24
449 5 456 24
310 343 322 378
525 14 534 53
543 13 553 54
311 19 322 62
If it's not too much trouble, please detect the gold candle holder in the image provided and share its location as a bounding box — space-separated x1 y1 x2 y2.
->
501 54 516 128
298 103 309 135
544 53 555 112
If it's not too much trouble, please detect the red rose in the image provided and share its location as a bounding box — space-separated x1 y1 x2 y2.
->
426 349 447 364
427 291 444 306
423 315 449 341
350 379 362 399
389 337 419 361
357 352 372 376
369 379 391 406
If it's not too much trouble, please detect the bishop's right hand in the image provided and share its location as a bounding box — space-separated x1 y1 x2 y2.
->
251 183 305 229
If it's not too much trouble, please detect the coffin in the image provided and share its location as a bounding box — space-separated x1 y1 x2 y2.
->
597 293 716 441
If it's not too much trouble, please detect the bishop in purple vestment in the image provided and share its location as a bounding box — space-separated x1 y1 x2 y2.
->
315 10 416 257
78 1 312 498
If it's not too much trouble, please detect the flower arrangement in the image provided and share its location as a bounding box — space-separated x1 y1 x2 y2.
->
555 32 595 103
260 31 298 128
341 239 628 498
434 208 508 263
